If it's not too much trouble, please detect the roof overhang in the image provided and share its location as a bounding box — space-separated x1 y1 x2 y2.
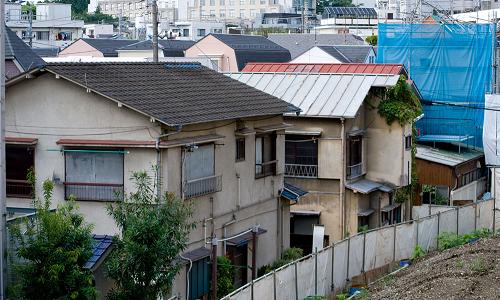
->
346 179 394 194
6 137 38 145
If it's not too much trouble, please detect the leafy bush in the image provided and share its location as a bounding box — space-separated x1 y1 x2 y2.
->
257 247 303 277
438 229 491 251
217 256 235 297
377 76 422 126
9 179 96 300
411 245 426 260
305 296 326 300
365 35 377 46
358 225 369 233
336 294 349 300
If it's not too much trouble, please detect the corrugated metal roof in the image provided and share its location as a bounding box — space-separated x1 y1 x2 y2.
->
228 72 399 118
416 145 484 167
242 63 404 74
345 179 394 194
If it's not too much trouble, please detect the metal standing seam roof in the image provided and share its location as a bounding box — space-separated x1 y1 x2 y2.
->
416 145 484 167
345 179 394 194
228 72 399 118
242 63 405 74
281 182 309 201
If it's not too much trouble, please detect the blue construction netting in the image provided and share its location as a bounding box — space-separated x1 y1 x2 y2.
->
377 23 496 148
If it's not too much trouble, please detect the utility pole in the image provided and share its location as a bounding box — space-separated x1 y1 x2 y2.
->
152 0 159 62
118 9 122 38
27 6 33 48
0 0 7 298
211 237 218 300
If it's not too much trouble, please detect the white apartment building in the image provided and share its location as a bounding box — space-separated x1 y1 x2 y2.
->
89 0 179 21
375 0 479 21
5 3 83 49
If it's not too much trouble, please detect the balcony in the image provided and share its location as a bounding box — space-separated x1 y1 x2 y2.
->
6 179 34 198
255 160 277 178
64 182 124 201
285 164 318 178
347 162 363 179
185 175 222 199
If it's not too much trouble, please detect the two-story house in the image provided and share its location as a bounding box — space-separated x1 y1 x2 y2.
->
229 63 419 249
5 62 299 299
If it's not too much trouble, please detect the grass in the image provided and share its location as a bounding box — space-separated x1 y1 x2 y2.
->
456 260 464 268
470 258 487 274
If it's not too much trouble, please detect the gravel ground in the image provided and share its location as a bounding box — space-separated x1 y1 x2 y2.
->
363 236 500 300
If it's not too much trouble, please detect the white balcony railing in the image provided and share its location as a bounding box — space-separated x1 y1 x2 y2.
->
285 164 318 178
185 174 222 199
347 163 363 179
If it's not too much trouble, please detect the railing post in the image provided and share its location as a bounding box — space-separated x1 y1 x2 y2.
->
416 216 420 247
294 261 298 300
474 202 478 231
331 244 335 292
392 224 397 262
346 238 350 283
362 232 366 273
456 206 459 236
437 212 441 249
273 270 277 300
251 279 254 300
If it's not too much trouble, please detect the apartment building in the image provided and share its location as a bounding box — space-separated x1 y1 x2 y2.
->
5 3 83 49
5 62 299 299
230 63 419 250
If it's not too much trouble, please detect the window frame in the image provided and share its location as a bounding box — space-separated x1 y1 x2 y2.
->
6 144 35 199
405 135 412 150
255 132 277 179
236 137 246 162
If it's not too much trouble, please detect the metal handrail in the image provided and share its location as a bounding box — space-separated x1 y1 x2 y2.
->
285 163 318 178
185 174 222 199
347 162 363 179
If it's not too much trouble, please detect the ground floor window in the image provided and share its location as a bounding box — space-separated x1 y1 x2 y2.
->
6 145 34 198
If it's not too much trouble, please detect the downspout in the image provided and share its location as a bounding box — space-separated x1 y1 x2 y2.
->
155 126 182 198
400 125 405 220
341 118 346 238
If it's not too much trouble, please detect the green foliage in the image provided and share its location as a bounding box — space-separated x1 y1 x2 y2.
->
106 171 195 300
437 229 491 251
411 245 426 260
422 185 448 205
335 293 349 300
21 3 36 15
246 27 290 37
74 7 120 25
470 258 487 273
377 76 422 126
257 247 304 277
216 256 235 298
9 178 96 300
305 296 326 300
358 225 369 233
365 35 377 46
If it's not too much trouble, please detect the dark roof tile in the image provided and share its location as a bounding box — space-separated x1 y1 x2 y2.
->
80 38 139 57
4 26 45 73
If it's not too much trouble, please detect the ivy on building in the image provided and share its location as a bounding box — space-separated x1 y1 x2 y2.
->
377 76 422 204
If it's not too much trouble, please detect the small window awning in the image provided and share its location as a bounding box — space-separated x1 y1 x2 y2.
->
280 182 309 202
84 234 113 270
346 179 394 194
358 208 375 217
381 203 401 212
56 134 225 149
255 123 293 133
347 129 365 137
226 227 267 246
291 210 321 216
6 137 38 145
285 129 322 136
235 127 256 136
180 247 211 263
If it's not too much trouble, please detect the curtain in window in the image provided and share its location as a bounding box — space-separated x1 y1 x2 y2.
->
186 144 215 181
65 152 123 184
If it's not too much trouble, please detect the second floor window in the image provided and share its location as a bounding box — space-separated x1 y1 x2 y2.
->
64 150 124 201
285 135 318 177
236 137 245 161
185 144 221 198
347 136 363 179
6 145 34 198
255 133 276 178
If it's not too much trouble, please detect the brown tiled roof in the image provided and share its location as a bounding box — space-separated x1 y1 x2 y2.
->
42 62 297 126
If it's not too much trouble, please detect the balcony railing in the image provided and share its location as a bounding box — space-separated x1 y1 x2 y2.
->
256 160 278 178
6 179 34 198
347 162 363 179
285 164 318 178
64 182 124 201
185 175 222 199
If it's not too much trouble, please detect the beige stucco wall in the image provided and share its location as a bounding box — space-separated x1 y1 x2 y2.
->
185 35 238 72
117 49 164 58
6 73 289 299
58 39 104 57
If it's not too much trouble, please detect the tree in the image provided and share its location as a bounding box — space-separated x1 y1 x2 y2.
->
365 35 377 46
316 0 357 14
216 256 235 297
106 171 195 300
9 179 96 300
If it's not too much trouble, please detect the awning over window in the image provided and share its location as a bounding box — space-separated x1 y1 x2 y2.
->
291 210 321 216
255 123 293 133
347 129 365 137
285 129 322 136
280 182 309 202
56 134 225 149
358 208 375 217
226 227 267 246
84 234 113 270
181 247 211 262
381 203 401 212
6 137 38 145
346 179 394 194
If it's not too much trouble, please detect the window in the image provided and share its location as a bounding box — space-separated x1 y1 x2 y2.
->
240 0 246 4
405 135 412 150
255 133 276 178
188 257 210 300
250 0 256 4
6 145 34 198
459 168 486 188
36 31 49 40
197 28 206 36
220 0 225 4
200 0 206 5
56 32 72 41
368 55 375 63
183 28 190 37
347 136 363 179
210 0 215 5
240 10 245 18
64 150 124 201
229 9 235 17
184 144 221 198
387 12 393 19
236 137 245 161
212 28 223 33
250 9 257 17
285 135 318 177
220 10 226 17
229 0 235 5
209 9 215 16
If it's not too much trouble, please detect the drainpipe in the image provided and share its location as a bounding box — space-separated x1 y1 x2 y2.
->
341 118 346 238
222 217 236 255
400 125 405 219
